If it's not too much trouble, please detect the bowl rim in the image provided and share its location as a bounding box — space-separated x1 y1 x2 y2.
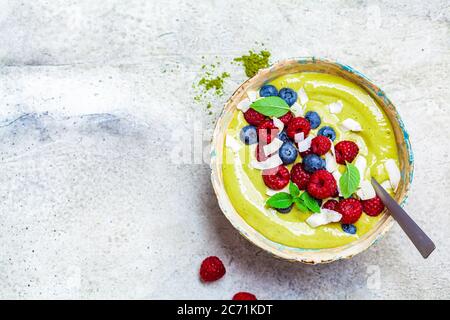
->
210 57 414 264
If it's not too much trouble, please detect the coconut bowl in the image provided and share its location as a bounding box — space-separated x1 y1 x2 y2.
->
210 57 414 264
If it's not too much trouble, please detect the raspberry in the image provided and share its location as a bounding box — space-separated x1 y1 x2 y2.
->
255 144 270 162
334 140 359 164
307 170 337 199
300 149 313 158
290 163 311 190
323 199 339 211
257 120 278 144
361 196 385 216
286 117 311 140
262 165 290 190
336 198 363 224
244 108 266 126
200 256 226 282
233 292 257 300
311 136 331 155
278 111 293 125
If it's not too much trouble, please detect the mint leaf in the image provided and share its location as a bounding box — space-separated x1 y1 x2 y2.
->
294 198 308 212
250 96 290 117
289 181 300 198
339 163 361 198
300 192 321 213
266 192 293 209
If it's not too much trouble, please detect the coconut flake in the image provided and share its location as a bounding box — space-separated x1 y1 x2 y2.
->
357 180 376 200
266 185 289 196
341 118 362 132
226 135 242 152
297 136 313 152
247 90 258 102
328 100 343 114
273 117 284 132
251 153 283 170
325 151 338 173
298 87 309 106
290 102 304 116
237 98 251 113
332 170 343 196
263 138 283 156
306 209 342 228
294 132 305 143
354 156 367 179
381 180 393 191
384 159 400 191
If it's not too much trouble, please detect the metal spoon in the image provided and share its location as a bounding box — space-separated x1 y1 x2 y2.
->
371 178 435 258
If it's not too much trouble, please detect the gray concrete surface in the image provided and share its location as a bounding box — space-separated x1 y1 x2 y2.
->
0 0 449 299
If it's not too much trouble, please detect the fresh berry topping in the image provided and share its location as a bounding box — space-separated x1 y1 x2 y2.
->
244 108 266 126
279 111 294 125
200 256 226 282
307 170 338 199
361 196 385 216
286 117 311 139
323 199 339 211
311 135 331 155
262 165 290 190
257 120 278 144
239 125 258 145
278 87 298 106
259 84 278 97
334 140 359 164
302 154 326 173
336 198 363 224
318 126 336 141
233 292 257 300
290 163 311 190
278 130 290 143
255 144 270 162
278 142 298 165
300 149 313 158
305 111 321 129
276 204 293 214
342 224 357 234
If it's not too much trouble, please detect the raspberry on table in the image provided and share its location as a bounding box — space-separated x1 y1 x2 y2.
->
361 196 385 216
290 163 311 190
286 117 311 140
307 170 337 199
262 165 290 190
311 135 331 155
233 292 257 300
322 199 339 211
199 256 226 282
334 140 359 164
336 198 363 224
244 108 266 126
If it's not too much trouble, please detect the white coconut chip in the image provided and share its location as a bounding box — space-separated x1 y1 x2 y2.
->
356 180 376 200
237 98 251 113
306 209 342 228
225 135 242 152
325 151 338 173
328 100 343 114
294 132 305 143
290 102 304 117
250 153 283 170
332 170 343 196
263 138 284 156
341 118 362 132
297 136 313 152
354 155 367 179
266 185 289 196
298 87 309 106
381 180 393 191
247 90 258 102
273 117 284 132
384 159 400 191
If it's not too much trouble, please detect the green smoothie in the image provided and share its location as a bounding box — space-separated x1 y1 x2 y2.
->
223 72 399 249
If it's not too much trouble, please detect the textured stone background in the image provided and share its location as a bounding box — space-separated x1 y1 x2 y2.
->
0 0 449 299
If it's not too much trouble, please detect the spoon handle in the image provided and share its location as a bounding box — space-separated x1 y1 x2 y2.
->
371 178 435 258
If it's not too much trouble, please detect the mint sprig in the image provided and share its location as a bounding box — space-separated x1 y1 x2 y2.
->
266 182 321 213
339 162 360 198
250 96 290 117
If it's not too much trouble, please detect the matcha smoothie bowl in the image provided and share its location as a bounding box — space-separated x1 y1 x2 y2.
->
211 58 413 264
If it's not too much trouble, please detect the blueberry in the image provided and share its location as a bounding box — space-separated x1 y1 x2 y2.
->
302 154 326 173
318 126 336 141
239 125 258 145
278 130 290 143
278 88 298 106
276 204 293 214
259 85 278 97
342 224 357 234
279 142 298 165
305 111 321 129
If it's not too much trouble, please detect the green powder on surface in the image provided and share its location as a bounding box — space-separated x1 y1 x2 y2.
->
234 50 271 77
198 72 230 96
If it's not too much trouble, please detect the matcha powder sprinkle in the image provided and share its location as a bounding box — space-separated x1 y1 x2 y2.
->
198 72 230 96
234 50 271 77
